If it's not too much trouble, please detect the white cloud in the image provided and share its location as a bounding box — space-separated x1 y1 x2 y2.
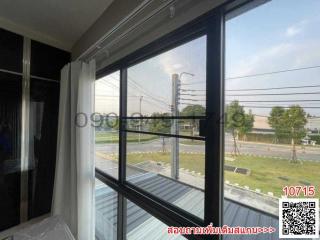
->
172 63 183 70
285 20 308 37
286 26 301 37
226 38 320 84
159 51 184 75
225 39 320 116
227 43 295 78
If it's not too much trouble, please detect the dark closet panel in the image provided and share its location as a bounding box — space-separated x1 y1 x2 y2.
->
0 28 23 73
0 72 21 231
30 41 70 80
28 78 60 218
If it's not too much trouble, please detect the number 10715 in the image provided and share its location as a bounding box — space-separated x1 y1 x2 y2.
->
282 186 316 197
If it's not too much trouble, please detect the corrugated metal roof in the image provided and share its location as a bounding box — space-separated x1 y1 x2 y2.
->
95 173 295 240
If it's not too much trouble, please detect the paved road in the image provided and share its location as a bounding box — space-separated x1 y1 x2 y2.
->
96 135 320 161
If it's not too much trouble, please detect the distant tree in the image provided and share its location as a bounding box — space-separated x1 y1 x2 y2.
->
268 105 307 163
238 109 254 141
226 101 254 156
283 106 307 163
268 107 286 143
181 105 205 137
143 113 171 152
149 113 171 133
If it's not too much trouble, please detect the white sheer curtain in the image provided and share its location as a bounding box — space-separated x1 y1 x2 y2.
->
52 60 95 240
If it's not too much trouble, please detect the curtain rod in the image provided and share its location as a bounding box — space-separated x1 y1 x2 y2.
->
77 0 154 61
78 0 177 61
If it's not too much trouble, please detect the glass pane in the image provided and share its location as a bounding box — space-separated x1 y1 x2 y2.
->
0 29 23 73
95 71 120 179
30 40 70 80
126 118 203 137
95 179 117 240
126 199 186 240
127 36 206 117
125 35 207 219
0 72 21 230
28 78 60 218
224 0 320 238
126 132 204 219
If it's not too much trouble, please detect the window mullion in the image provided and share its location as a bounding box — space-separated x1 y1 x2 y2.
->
119 67 127 183
117 67 128 240
205 9 224 237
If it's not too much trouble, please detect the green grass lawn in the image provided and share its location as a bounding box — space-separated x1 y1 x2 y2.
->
124 152 320 198
95 131 119 143
126 152 205 173
95 131 157 143
225 155 320 198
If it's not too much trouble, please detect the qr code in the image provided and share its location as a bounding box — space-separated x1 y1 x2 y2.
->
279 198 319 238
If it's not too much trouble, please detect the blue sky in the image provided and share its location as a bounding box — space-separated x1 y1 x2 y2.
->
96 0 320 119
226 0 320 117
95 37 207 115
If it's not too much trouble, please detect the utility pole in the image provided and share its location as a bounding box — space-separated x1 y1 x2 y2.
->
170 72 194 179
139 96 143 142
171 74 179 179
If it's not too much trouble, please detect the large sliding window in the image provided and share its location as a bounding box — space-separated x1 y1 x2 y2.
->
223 0 320 237
94 0 319 239
94 5 223 239
95 71 120 179
125 36 206 219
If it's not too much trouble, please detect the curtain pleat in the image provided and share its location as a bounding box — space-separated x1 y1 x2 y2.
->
52 60 95 240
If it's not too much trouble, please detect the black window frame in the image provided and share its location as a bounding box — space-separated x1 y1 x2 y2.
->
95 1 259 239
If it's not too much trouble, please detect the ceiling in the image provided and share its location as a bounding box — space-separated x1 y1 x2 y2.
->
0 0 113 51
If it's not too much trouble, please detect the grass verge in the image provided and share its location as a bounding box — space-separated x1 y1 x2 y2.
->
96 132 157 144
124 152 320 198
